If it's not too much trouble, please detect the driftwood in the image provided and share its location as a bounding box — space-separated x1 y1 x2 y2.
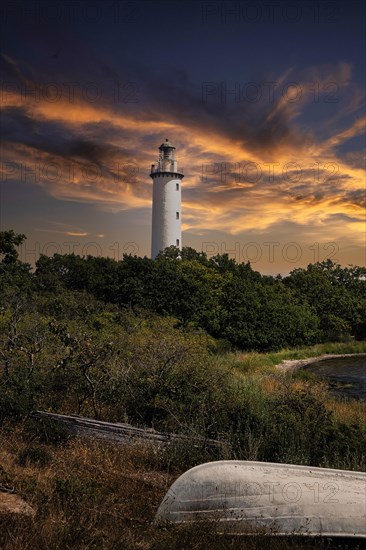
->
30 411 222 449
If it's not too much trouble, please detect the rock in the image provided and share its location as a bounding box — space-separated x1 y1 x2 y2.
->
0 491 35 518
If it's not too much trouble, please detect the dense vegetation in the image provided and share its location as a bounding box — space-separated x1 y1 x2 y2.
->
1 230 365 548
6 230 365 350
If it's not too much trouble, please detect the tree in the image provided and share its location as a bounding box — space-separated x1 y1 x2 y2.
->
0 230 26 264
284 261 366 341
0 231 32 295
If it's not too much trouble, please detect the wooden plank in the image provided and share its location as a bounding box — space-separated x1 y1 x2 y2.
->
30 411 222 449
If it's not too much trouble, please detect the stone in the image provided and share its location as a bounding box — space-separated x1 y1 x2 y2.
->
0 491 35 518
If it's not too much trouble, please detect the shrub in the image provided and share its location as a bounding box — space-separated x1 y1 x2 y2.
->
262 385 336 465
25 417 72 446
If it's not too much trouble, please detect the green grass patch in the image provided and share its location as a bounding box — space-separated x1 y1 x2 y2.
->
228 341 366 375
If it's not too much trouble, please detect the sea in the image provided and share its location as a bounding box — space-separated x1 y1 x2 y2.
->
304 355 366 400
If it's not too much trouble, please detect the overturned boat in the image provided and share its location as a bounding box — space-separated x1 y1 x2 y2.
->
155 461 366 538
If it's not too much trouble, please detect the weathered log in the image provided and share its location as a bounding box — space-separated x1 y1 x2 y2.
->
30 411 222 449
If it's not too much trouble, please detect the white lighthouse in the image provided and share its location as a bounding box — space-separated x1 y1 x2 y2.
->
150 139 184 259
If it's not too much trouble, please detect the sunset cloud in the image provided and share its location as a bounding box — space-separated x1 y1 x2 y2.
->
1 43 365 270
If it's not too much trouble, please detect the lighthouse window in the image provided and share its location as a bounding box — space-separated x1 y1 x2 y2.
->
176 183 179 190
176 239 180 247
176 212 179 219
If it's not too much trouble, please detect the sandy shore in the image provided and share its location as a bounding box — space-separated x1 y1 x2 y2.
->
276 353 366 373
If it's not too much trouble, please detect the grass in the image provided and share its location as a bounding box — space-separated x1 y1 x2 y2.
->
216 342 366 470
1 341 365 548
219 340 366 375
0 429 170 549
0 426 361 550
323 393 366 425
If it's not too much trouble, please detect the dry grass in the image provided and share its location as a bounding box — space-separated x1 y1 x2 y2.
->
0 425 173 549
1 343 364 548
258 376 282 395
230 343 366 429
324 395 366 425
0 425 353 550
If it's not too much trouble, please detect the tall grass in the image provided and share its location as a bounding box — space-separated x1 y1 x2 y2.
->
1 340 365 548
211 343 366 471
0 429 357 549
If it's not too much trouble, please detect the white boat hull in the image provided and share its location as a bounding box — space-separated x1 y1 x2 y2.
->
155 461 366 538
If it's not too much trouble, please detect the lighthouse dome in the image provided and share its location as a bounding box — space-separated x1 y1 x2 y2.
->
159 138 175 150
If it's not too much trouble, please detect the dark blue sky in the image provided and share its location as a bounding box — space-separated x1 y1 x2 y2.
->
1 0 365 273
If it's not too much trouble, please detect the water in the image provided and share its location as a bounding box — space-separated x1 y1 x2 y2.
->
304 355 366 400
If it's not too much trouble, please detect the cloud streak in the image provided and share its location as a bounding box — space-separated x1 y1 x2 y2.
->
1 54 365 254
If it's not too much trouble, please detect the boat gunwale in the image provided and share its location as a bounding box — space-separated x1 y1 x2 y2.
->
172 460 366 478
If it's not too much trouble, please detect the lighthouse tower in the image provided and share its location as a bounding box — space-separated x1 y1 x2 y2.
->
150 139 184 259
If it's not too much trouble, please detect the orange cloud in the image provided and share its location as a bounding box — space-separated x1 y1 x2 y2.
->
1 61 365 254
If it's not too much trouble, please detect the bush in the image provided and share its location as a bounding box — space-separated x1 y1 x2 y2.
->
261 385 336 466
25 417 72 446
0 370 36 424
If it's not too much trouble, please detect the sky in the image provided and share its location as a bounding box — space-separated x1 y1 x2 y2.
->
0 0 365 274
